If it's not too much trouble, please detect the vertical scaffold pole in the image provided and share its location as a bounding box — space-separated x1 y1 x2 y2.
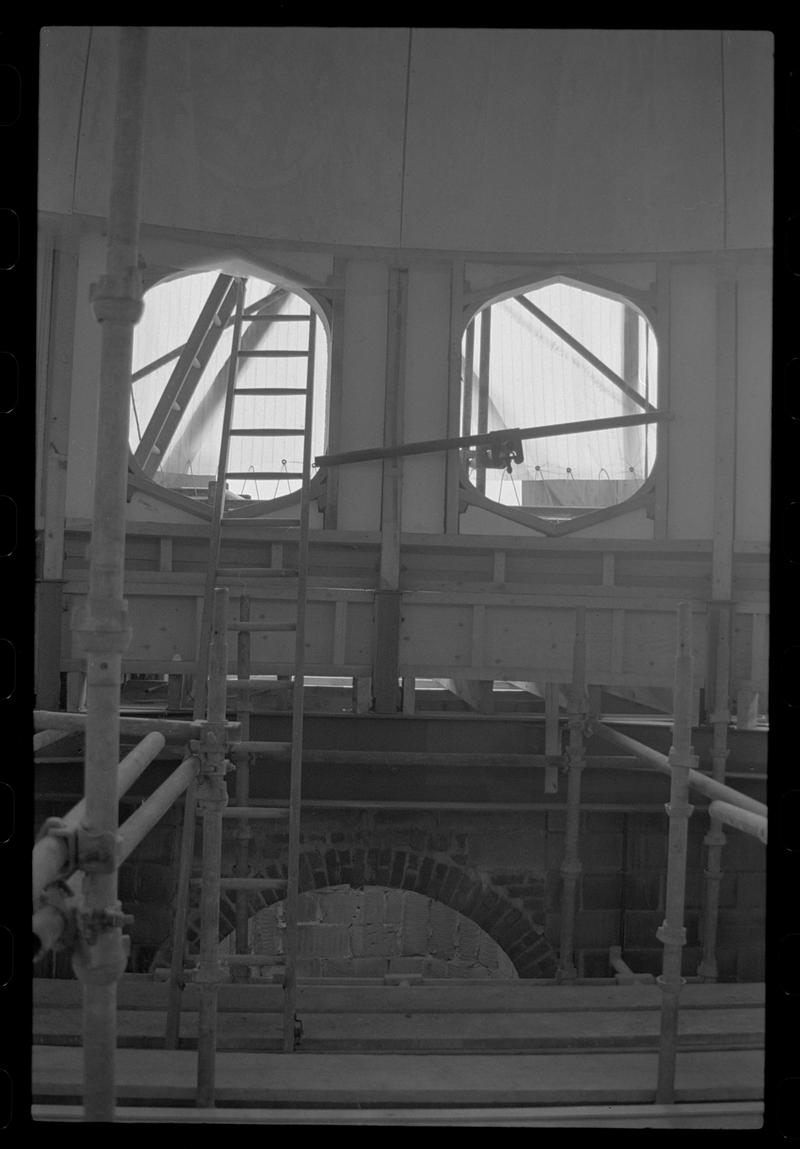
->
195 589 229 1106
69 25 149 1124
233 595 253 974
697 603 731 980
557 606 587 982
656 602 696 1103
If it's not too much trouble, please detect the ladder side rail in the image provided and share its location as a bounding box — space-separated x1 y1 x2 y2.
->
282 308 317 1052
192 278 247 720
234 596 253 969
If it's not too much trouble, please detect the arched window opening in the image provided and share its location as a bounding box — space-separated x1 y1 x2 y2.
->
129 270 328 510
461 281 658 520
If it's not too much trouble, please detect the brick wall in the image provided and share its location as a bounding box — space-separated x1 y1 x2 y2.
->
34 798 765 981
227 886 517 979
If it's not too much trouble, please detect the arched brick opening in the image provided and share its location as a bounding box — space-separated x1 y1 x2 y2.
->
172 845 557 978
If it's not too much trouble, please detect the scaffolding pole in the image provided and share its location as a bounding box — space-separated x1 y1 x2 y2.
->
557 607 587 981
655 603 695 1103
697 603 732 980
67 25 149 1123
195 589 230 1107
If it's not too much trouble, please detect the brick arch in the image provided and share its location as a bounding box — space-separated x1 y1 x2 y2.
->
179 845 557 979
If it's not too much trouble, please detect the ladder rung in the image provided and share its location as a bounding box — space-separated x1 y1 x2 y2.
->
228 428 305 436
241 314 311 322
237 350 308 358
234 388 308 396
217 567 299 578
222 806 290 819
190 877 287 890
225 471 303 480
228 621 296 632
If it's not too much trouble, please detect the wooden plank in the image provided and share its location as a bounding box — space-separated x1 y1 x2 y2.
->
31 1047 765 1106
322 257 347 528
40 246 79 581
445 260 465 533
33 1006 763 1053
30 1102 766 1127
33 978 765 1015
611 610 626 678
372 590 402 712
332 600 348 665
35 581 64 710
401 676 416 714
602 553 616 587
654 262 670 538
379 268 406 590
544 682 560 794
711 263 738 600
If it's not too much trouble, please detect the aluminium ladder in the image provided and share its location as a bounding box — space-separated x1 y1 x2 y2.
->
164 277 316 1071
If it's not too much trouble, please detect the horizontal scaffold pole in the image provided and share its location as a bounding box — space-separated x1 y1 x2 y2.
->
33 731 166 903
227 746 639 770
316 412 671 469
593 721 766 818
117 756 199 865
708 799 767 844
34 710 240 742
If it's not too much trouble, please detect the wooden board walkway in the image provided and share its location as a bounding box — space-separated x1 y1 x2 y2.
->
32 1046 765 1108
33 978 764 1054
34 1006 764 1054
31 1101 765 1127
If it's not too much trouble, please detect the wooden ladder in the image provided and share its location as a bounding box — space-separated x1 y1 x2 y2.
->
164 276 317 1059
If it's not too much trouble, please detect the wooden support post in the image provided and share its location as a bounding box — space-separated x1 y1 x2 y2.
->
697 603 731 981
401 677 416 714
475 307 492 495
353 676 372 714
445 260 465 533
35 580 64 710
654 262 670 538
321 257 347 528
656 603 696 1104
195 589 229 1108
461 317 475 439
544 683 560 795
557 607 587 982
68 26 149 1124
373 590 402 713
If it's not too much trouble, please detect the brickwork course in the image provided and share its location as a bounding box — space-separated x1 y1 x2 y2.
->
32 801 764 981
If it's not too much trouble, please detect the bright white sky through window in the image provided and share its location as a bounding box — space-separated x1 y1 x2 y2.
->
130 271 328 504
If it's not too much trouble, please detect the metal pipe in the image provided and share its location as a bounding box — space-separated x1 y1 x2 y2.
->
234 596 252 974
117 756 198 865
708 800 767 844
698 604 732 980
283 311 316 1052
557 607 587 982
475 307 492 494
33 731 165 903
196 589 229 1107
34 709 212 741
164 779 198 1049
317 413 669 470
73 25 149 1123
592 721 767 818
656 604 695 1104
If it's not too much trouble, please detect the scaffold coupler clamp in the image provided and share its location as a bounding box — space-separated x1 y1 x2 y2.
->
36 819 120 879
90 269 145 326
656 922 687 950
72 902 133 985
33 880 81 955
